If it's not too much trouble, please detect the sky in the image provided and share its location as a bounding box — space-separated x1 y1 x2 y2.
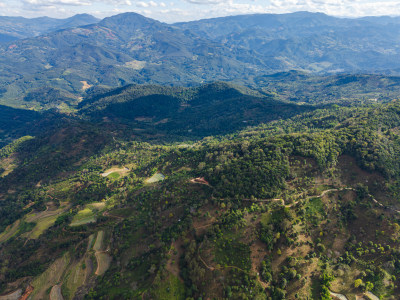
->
0 0 400 23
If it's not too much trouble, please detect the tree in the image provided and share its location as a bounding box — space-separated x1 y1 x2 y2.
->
364 281 374 291
354 278 363 288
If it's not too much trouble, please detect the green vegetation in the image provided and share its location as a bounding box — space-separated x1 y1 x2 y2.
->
151 274 185 300
3 79 400 299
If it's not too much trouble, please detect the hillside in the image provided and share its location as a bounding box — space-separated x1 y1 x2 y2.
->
1 86 400 298
176 12 400 74
253 71 400 104
0 13 262 109
78 82 316 139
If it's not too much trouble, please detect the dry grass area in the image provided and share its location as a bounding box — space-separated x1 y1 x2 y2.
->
80 81 92 91
49 285 63 300
124 59 146 70
95 252 112 276
0 156 17 177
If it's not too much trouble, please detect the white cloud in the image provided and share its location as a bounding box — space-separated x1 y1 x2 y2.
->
184 0 227 4
22 0 91 6
136 1 157 7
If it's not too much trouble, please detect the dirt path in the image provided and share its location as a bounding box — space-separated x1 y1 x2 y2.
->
103 211 124 220
241 187 354 207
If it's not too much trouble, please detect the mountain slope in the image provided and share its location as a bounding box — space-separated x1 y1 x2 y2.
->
176 12 400 74
253 71 400 104
2 99 400 299
0 13 265 108
79 82 316 139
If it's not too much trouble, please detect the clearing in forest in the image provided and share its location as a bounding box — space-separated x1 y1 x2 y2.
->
101 167 129 178
145 173 165 183
93 231 112 276
70 202 105 226
22 203 69 239
80 81 92 91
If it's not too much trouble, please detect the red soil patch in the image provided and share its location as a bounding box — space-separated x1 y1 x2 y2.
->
19 285 34 300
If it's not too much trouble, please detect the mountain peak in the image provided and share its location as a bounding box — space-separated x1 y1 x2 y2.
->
99 12 159 28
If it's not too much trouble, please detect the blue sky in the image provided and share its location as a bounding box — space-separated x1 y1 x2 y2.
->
1 0 400 22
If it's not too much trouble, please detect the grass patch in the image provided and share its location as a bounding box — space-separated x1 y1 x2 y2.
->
70 202 105 227
260 212 272 227
108 172 120 180
30 215 58 239
304 197 325 224
70 208 96 227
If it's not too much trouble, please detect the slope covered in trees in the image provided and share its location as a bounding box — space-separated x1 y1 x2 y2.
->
2 89 400 299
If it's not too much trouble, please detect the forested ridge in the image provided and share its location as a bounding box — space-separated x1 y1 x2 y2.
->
2 88 400 299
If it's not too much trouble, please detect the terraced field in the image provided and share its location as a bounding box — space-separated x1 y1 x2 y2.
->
0 220 20 243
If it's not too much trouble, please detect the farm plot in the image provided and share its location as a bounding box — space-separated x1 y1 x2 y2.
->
145 173 165 183
70 202 106 227
31 253 70 300
0 220 20 243
93 231 112 276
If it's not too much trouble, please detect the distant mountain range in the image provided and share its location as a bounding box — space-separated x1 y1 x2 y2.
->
2 11 400 108
0 14 99 43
